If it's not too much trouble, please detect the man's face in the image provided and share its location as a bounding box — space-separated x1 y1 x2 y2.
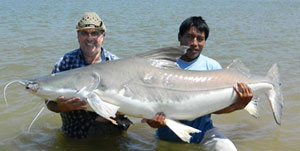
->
78 29 104 54
179 26 206 61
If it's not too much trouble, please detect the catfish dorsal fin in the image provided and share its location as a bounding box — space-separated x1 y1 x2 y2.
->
226 59 250 74
135 46 189 69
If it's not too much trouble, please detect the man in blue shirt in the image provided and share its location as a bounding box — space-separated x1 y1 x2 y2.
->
144 16 253 151
46 12 130 138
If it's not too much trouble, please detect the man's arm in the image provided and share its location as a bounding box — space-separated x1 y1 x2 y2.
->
142 112 166 128
214 82 253 114
46 101 60 113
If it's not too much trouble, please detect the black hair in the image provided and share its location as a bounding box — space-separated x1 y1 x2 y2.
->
178 16 209 40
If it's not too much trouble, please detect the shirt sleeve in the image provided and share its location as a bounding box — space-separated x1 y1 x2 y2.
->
110 53 119 60
206 57 222 70
51 57 64 74
214 62 222 70
103 50 120 61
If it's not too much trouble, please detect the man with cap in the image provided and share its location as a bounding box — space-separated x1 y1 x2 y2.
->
46 12 130 138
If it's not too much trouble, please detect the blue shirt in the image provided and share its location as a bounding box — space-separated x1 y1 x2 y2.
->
156 54 222 143
52 47 121 138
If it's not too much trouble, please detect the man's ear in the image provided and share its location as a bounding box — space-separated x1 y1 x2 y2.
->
178 33 181 42
77 32 80 43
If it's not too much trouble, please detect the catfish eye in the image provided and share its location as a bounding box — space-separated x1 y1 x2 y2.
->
25 82 39 92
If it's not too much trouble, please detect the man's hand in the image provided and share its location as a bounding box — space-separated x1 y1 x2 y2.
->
46 96 87 113
214 82 253 114
233 82 253 110
56 96 87 112
142 112 166 128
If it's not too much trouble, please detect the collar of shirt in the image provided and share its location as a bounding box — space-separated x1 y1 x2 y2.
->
78 47 107 65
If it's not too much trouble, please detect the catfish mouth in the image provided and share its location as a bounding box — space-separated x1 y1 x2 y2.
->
3 80 39 105
25 81 40 93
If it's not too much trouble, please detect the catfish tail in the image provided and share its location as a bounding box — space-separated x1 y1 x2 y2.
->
265 64 283 125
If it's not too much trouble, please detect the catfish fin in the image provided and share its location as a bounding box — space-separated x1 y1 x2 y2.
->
86 72 101 91
226 59 250 74
86 92 119 125
165 118 201 143
244 97 260 118
265 63 283 125
76 72 100 97
135 46 189 69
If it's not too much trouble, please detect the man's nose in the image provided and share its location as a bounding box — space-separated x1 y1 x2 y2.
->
86 34 94 40
190 37 198 47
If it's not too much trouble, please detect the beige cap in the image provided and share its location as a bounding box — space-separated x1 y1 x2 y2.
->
76 12 106 32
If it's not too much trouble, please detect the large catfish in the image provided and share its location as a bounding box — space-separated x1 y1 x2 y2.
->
4 46 283 143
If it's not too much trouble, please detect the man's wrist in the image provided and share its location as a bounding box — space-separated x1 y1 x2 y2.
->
46 100 61 113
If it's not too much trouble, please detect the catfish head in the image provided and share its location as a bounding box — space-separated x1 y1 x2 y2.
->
19 69 101 100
